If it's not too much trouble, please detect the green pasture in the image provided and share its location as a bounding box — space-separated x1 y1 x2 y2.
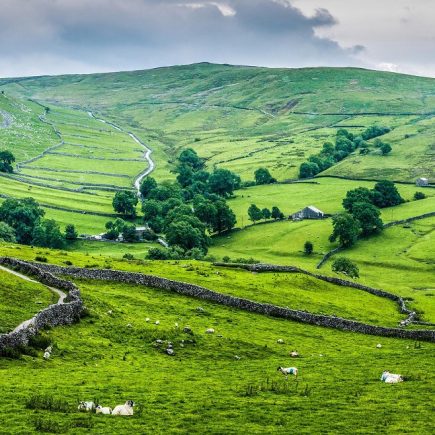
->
0 268 56 333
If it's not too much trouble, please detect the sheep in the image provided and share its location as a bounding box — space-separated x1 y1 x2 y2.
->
45 345 53 353
376 344 382 349
112 400 134 416
43 351 51 360
155 320 160 325
290 351 299 358
277 367 298 378
206 328 215 334
277 339 284 344
78 401 96 412
145 318 150 322
96 405 112 415
380 371 403 383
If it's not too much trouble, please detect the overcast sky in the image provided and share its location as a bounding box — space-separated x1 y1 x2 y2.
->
1 0 434 78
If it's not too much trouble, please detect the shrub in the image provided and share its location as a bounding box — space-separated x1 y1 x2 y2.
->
35 255 48 263
414 191 426 200
304 241 313 255
332 257 360 279
123 253 135 260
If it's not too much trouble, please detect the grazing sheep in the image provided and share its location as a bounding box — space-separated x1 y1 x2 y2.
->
166 348 174 355
112 400 135 416
145 318 150 322
206 328 215 334
376 344 382 348
107 310 113 315
43 351 51 360
78 401 96 412
277 367 298 378
96 405 112 415
277 339 284 344
155 320 160 325
45 346 53 353
290 351 299 358
381 371 403 383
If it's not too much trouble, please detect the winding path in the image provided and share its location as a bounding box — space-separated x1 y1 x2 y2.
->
88 112 155 194
0 265 67 334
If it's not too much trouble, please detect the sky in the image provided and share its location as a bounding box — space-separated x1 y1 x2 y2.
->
0 0 434 78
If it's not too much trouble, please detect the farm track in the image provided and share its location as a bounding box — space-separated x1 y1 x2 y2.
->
0 265 67 334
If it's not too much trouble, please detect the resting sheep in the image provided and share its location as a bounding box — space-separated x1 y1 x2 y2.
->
112 400 135 416
96 405 112 415
290 351 299 358
381 371 403 383
78 401 96 412
206 328 215 334
277 367 298 378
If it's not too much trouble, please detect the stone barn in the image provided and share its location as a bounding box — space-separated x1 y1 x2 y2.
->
291 206 325 221
416 177 429 187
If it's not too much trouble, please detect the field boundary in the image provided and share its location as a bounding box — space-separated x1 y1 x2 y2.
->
27 261 435 342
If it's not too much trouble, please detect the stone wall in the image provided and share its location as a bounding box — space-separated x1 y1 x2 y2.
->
34 262 434 342
0 258 83 352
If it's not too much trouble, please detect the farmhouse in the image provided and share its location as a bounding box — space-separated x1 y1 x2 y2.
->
416 177 429 187
291 206 325 220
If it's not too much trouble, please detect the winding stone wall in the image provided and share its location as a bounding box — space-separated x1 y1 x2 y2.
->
34 262 434 342
0 258 83 352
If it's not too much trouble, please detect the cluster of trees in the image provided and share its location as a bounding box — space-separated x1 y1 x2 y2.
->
0 150 15 173
0 198 77 248
247 204 284 223
329 181 404 248
254 167 276 185
104 218 140 242
372 138 392 156
112 190 138 217
140 149 238 259
299 126 390 178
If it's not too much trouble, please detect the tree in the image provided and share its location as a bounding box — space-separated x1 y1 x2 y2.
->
65 224 78 240
0 150 15 173
351 202 383 237
176 164 194 187
380 143 392 155
361 126 390 141
0 197 45 244
139 177 157 198
262 208 271 220
254 167 275 185
148 183 182 201
332 257 359 279
248 204 263 223
342 187 374 213
32 219 65 249
304 241 313 255
122 223 139 242
299 162 319 178
414 191 426 200
178 148 205 171
104 218 126 240
208 168 240 197
0 221 16 242
194 200 217 231
142 199 162 221
271 206 284 220
213 200 236 234
112 190 138 217
166 221 208 253
372 180 404 208
329 213 361 247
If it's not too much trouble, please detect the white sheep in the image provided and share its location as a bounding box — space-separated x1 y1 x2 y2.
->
45 345 53 353
376 343 382 348
380 371 403 383
277 366 298 378
290 350 299 358
96 405 112 415
145 318 150 322
277 339 284 344
78 401 96 412
155 320 160 325
43 351 51 360
205 328 215 334
112 400 135 416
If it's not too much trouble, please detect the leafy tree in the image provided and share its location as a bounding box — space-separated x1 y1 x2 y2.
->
213 200 236 233
335 136 354 154
329 213 361 247
112 190 138 217
351 202 383 237
0 197 45 244
176 164 194 187
254 167 275 185
271 206 284 220
414 191 426 200
299 162 319 178
122 222 139 242
142 199 162 221
0 150 15 173
148 217 165 234
304 241 313 255
321 142 335 156
65 224 78 240
166 221 208 253
361 126 390 141
332 257 360 279
148 183 182 201
342 187 374 212
262 208 271 220
208 168 240 197
104 218 126 240
336 129 354 141
0 221 16 242
139 177 157 198
194 200 217 232
147 247 172 260
380 143 392 155
32 219 65 249
372 180 404 208
178 148 205 171
161 198 183 215
248 204 263 223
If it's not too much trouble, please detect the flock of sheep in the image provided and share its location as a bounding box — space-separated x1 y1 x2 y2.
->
78 400 135 416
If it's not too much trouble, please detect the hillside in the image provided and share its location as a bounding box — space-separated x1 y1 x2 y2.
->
2 64 434 183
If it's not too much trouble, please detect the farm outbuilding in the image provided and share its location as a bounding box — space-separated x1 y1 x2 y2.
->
291 206 325 220
416 177 429 187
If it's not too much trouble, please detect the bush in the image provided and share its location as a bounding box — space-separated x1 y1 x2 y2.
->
35 255 48 263
304 241 313 255
332 257 360 279
123 253 135 260
414 191 426 200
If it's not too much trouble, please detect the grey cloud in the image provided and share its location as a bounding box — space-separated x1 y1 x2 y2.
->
0 0 358 77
